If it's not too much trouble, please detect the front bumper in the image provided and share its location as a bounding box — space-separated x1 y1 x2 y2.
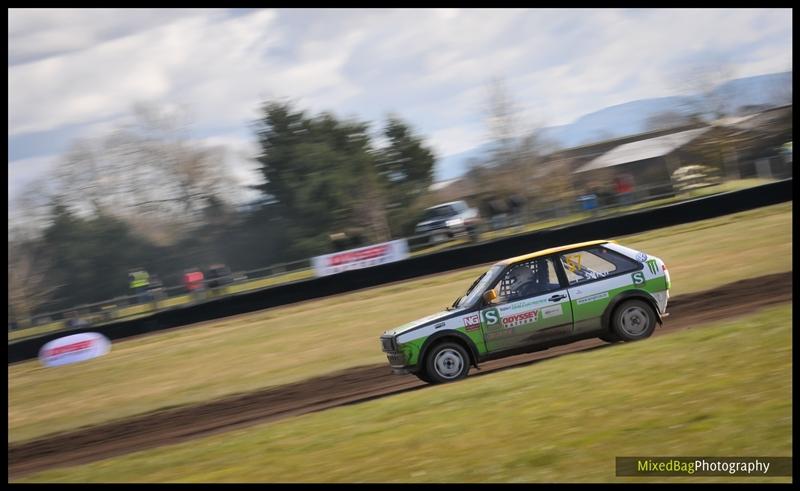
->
416 227 458 243
381 335 411 372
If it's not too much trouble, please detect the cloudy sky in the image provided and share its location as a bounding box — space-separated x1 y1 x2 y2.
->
8 8 793 207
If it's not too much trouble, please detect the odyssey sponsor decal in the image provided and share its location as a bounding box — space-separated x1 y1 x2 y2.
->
463 313 481 332
646 259 659 275
482 307 539 329
632 271 646 286
541 304 563 319
576 292 610 305
500 310 539 327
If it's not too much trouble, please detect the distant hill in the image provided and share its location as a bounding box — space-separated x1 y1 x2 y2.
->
435 71 791 181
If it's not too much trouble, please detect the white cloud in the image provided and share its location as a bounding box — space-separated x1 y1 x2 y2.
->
8 7 793 191
9 10 282 136
8 8 214 64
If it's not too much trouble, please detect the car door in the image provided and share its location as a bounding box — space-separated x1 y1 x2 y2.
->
479 256 574 353
558 246 643 334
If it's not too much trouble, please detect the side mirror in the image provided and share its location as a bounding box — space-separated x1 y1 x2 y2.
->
482 289 497 305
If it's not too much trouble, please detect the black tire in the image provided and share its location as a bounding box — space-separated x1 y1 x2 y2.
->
599 333 621 343
611 299 657 342
415 370 433 384
424 341 471 384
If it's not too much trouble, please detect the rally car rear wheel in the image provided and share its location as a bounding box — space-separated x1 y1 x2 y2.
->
612 299 656 341
425 342 470 384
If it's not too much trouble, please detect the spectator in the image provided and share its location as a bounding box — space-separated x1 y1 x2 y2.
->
578 192 598 213
595 184 615 208
507 194 526 227
614 173 635 206
128 268 151 304
148 274 165 302
65 310 89 329
488 197 509 230
183 268 205 301
206 264 233 290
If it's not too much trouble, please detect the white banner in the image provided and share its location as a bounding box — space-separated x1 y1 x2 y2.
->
39 332 111 367
312 239 409 277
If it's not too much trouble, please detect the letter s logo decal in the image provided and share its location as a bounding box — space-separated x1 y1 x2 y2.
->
482 308 500 326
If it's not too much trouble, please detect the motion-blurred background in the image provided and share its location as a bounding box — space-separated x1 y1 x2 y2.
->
8 8 792 337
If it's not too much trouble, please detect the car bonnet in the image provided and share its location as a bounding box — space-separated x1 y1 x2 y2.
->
383 308 467 337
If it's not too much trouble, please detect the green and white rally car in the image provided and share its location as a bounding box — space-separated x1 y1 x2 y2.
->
380 240 670 384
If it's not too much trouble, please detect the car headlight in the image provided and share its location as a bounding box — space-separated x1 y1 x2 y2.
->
446 218 464 227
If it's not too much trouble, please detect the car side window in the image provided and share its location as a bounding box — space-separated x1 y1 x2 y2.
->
559 247 639 286
491 257 560 304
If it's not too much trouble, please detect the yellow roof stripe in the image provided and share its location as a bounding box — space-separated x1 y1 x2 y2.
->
496 239 615 265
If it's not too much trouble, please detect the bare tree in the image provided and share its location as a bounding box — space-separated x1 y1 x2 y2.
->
8 240 61 326
485 77 522 170
475 77 573 220
674 58 737 121
52 102 239 244
8 178 55 243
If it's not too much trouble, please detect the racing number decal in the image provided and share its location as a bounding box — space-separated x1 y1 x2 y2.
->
632 271 646 286
565 254 582 272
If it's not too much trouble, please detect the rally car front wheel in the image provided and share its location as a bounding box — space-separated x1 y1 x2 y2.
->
424 342 470 384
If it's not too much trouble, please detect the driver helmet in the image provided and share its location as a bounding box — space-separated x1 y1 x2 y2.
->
509 266 534 289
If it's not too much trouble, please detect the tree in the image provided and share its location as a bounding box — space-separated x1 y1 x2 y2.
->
8 238 60 326
8 178 54 243
52 102 238 244
469 77 569 220
375 116 437 236
254 101 394 256
485 77 521 170
673 58 743 180
674 58 737 121
39 203 160 310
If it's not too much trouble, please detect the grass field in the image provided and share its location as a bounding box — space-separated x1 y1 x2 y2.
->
8 177 777 342
8 201 792 444
16 303 792 483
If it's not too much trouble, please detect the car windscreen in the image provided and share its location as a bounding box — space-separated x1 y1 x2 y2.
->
422 205 457 221
455 264 505 309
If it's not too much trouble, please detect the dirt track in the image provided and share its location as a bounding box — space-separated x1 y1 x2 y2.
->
8 271 792 479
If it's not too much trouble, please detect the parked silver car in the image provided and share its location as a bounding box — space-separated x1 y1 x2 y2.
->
414 201 482 244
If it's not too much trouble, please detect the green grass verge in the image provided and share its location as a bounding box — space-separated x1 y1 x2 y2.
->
16 303 792 483
8 201 792 443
